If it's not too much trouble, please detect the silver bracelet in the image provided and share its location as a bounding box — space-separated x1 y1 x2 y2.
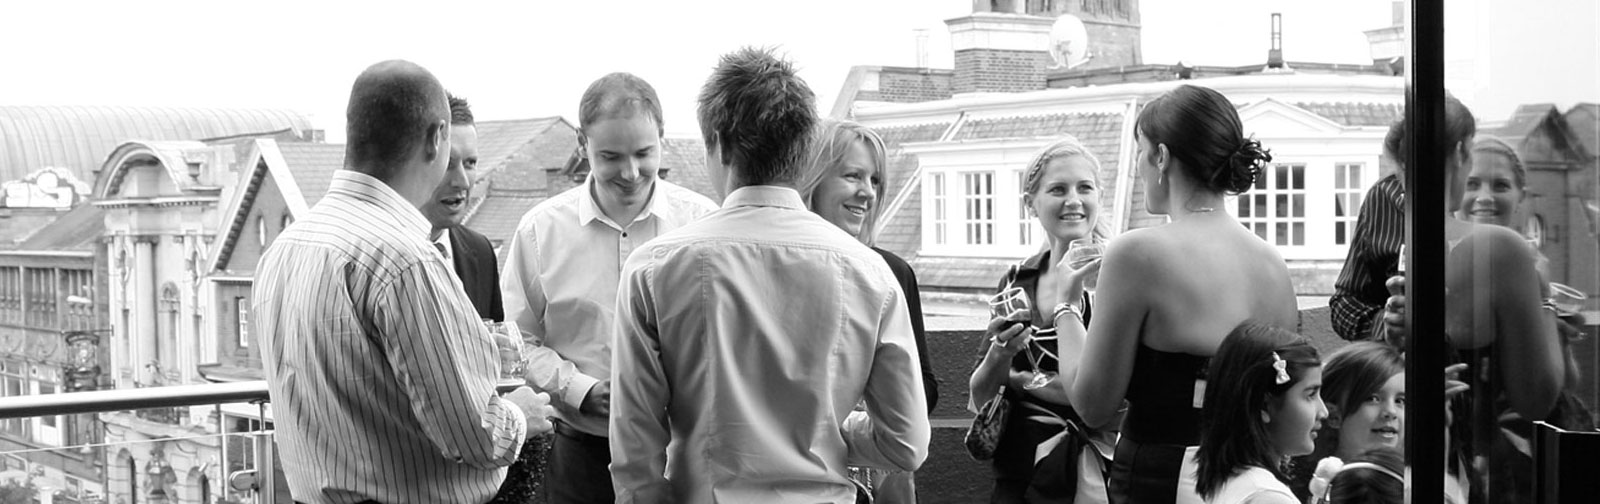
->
1052 302 1083 323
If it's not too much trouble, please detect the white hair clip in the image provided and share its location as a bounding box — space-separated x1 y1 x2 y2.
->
1271 352 1290 385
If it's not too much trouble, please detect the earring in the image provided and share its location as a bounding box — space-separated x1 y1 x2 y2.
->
1260 410 1272 424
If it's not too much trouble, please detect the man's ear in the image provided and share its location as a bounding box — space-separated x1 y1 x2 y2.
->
577 134 589 159
424 120 448 161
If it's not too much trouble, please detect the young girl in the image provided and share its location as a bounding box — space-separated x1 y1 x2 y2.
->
1289 342 1404 501
1195 323 1325 504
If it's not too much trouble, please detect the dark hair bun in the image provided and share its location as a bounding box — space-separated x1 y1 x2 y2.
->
1218 137 1271 195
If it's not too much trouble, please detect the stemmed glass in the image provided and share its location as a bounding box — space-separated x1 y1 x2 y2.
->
1065 237 1106 293
988 287 1056 390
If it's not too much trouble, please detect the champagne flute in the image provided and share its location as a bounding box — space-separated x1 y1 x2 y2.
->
987 287 1055 390
1065 237 1106 293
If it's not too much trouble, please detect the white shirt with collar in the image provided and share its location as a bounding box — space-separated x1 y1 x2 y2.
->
610 185 930 504
501 176 717 437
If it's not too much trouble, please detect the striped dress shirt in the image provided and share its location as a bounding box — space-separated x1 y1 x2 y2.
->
1331 173 1405 341
610 186 930 504
254 170 527 504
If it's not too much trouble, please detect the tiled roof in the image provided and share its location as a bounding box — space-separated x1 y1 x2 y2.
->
17 202 103 252
659 137 719 203
955 113 1122 144
0 106 312 185
464 189 545 264
877 123 950 147
1290 102 1403 127
874 153 922 259
275 143 345 207
475 117 576 192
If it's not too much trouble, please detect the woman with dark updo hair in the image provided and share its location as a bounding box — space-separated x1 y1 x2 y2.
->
1053 84 1298 504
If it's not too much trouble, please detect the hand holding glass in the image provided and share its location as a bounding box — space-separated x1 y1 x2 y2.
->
987 287 1055 390
485 319 526 381
1065 237 1106 293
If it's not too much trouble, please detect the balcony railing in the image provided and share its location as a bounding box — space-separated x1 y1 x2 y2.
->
0 381 274 504
0 379 525 504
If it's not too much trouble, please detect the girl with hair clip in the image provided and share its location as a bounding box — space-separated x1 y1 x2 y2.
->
1054 84 1298 504
1310 448 1407 504
966 135 1112 503
1287 342 1404 502
798 119 938 504
1194 323 1325 504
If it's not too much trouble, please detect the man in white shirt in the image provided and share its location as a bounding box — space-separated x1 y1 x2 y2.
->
255 60 550 504
609 47 930 504
501 72 717 504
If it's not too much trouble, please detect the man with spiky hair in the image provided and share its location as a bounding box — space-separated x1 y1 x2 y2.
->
609 47 930 504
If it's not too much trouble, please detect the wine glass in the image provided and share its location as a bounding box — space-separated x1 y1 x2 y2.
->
1549 282 1588 316
987 287 1055 390
485 319 526 381
1065 237 1106 293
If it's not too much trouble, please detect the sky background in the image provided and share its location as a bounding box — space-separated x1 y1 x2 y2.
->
1 0 1594 142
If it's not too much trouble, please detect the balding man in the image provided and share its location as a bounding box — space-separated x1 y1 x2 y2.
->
255 60 549 504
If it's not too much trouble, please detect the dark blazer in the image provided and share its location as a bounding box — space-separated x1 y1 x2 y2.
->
447 224 504 322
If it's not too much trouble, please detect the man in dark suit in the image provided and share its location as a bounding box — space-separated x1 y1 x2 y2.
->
420 94 502 322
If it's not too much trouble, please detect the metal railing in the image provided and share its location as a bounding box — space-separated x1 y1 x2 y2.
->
0 379 526 503
0 381 276 504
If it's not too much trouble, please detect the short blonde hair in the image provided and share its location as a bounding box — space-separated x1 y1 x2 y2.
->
798 119 890 245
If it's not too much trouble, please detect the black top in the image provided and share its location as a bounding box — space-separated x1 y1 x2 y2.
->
873 247 938 413
1122 345 1209 447
972 250 1091 480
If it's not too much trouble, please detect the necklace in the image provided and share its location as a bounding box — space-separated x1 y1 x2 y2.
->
1193 206 1216 213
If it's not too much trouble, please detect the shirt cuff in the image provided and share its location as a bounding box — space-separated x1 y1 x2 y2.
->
562 373 601 410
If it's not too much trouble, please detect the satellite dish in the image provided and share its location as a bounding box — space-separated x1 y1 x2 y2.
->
1049 14 1092 70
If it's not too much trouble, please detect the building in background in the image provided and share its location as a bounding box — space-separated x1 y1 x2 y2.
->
833 0 1405 299
0 105 315 503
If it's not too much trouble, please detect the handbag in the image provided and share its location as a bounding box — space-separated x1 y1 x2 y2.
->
964 385 1013 460
965 263 1027 461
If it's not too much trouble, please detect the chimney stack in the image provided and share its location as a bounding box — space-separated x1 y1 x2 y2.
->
946 11 1054 94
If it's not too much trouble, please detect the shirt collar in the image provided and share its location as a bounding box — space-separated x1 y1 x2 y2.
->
432 228 453 261
577 174 661 227
721 185 805 210
327 170 430 239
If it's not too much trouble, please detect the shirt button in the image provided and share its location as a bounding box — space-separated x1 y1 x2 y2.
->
622 232 628 237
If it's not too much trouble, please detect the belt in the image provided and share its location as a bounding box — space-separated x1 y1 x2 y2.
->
552 418 608 444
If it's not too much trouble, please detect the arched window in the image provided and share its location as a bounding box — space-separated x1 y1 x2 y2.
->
282 212 293 230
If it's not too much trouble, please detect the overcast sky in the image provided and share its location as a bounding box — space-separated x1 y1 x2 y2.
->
2 0 1593 142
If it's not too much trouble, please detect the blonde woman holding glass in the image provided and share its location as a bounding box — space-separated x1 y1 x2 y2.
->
968 135 1110 503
